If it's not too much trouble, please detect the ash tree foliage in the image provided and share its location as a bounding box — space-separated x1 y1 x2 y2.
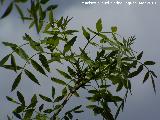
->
0 0 157 120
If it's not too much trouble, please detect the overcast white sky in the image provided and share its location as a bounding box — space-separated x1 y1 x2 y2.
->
0 0 160 120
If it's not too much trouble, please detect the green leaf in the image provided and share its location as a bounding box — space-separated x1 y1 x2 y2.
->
1 2 13 18
111 96 123 102
63 36 77 53
137 51 143 60
51 77 66 85
44 109 53 113
72 105 82 111
24 69 40 85
17 47 30 62
11 54 17 72
57 17 63 28
14 105 25 113
52 86 55 99
143 71 150 83
39 104 44 112
151 75 156 93
11 72 22 91
0 54 10 66
62 87 67 96
46 5 58 11
54 95 64 102
96 18 102 32
111 26 117 33
23 109 34 119
39 54 50 72
82 26 90 40
15 4 24 21
39 94 52 102
144 61 155 65
49 10 53 23
128 65 143 78
13 112 22 119
27 94 37 108
56 69 72 79
67 66 76 77
40 0 49 4
17 91 25 105
150 71 157 78
31 59 46 75
6 96 19 104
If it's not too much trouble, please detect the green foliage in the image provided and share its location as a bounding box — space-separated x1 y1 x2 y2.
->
0 1 157 120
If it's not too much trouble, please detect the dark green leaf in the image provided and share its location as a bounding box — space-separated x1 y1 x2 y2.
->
39 104 44 112
11 54 17 72
56 69 72 79
67 66 76 77
51 77 66 85
72 105 82 111
6 96 19 104
151 75 156 93
24 69 40 85
0 54 10 67
96 18 102 32
39 54 50 72
150 71 157 78
27 94 37 108
64 36 77 53
128 65 143 78
1 2 13 18
40 0 49 4
62 87 67 96
137 51 143 60
39 94 52 102
31 59 46 75
13 112 21 119
82 26 90 40
11 72 22 91
74 110 84 113
46 5 58 11
54 95 64 102
17 91 25 105
144 61 155 65
143 71 149 83
57 17 63 28
14 105 25 113
52 86 55 99
23 109 34 119
44 109 53 113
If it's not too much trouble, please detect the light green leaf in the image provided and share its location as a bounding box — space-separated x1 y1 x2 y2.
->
111 26 117 33
96 18 102 32
82 26 90 40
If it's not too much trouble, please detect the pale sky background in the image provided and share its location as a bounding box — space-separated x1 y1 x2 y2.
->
0 0 160 120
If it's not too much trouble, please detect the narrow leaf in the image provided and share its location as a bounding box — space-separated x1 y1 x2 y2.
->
64 36 77 53
52 86 55 99
39 54 50 72
51 77 66 85
31 59 46 75
17 91 25 105
144 61 155 65
11 54 17 72
11 72 22 91
0 54 10 66
143 71 150 83
39 94 52 102
24 69 40 85
1 2 13 18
